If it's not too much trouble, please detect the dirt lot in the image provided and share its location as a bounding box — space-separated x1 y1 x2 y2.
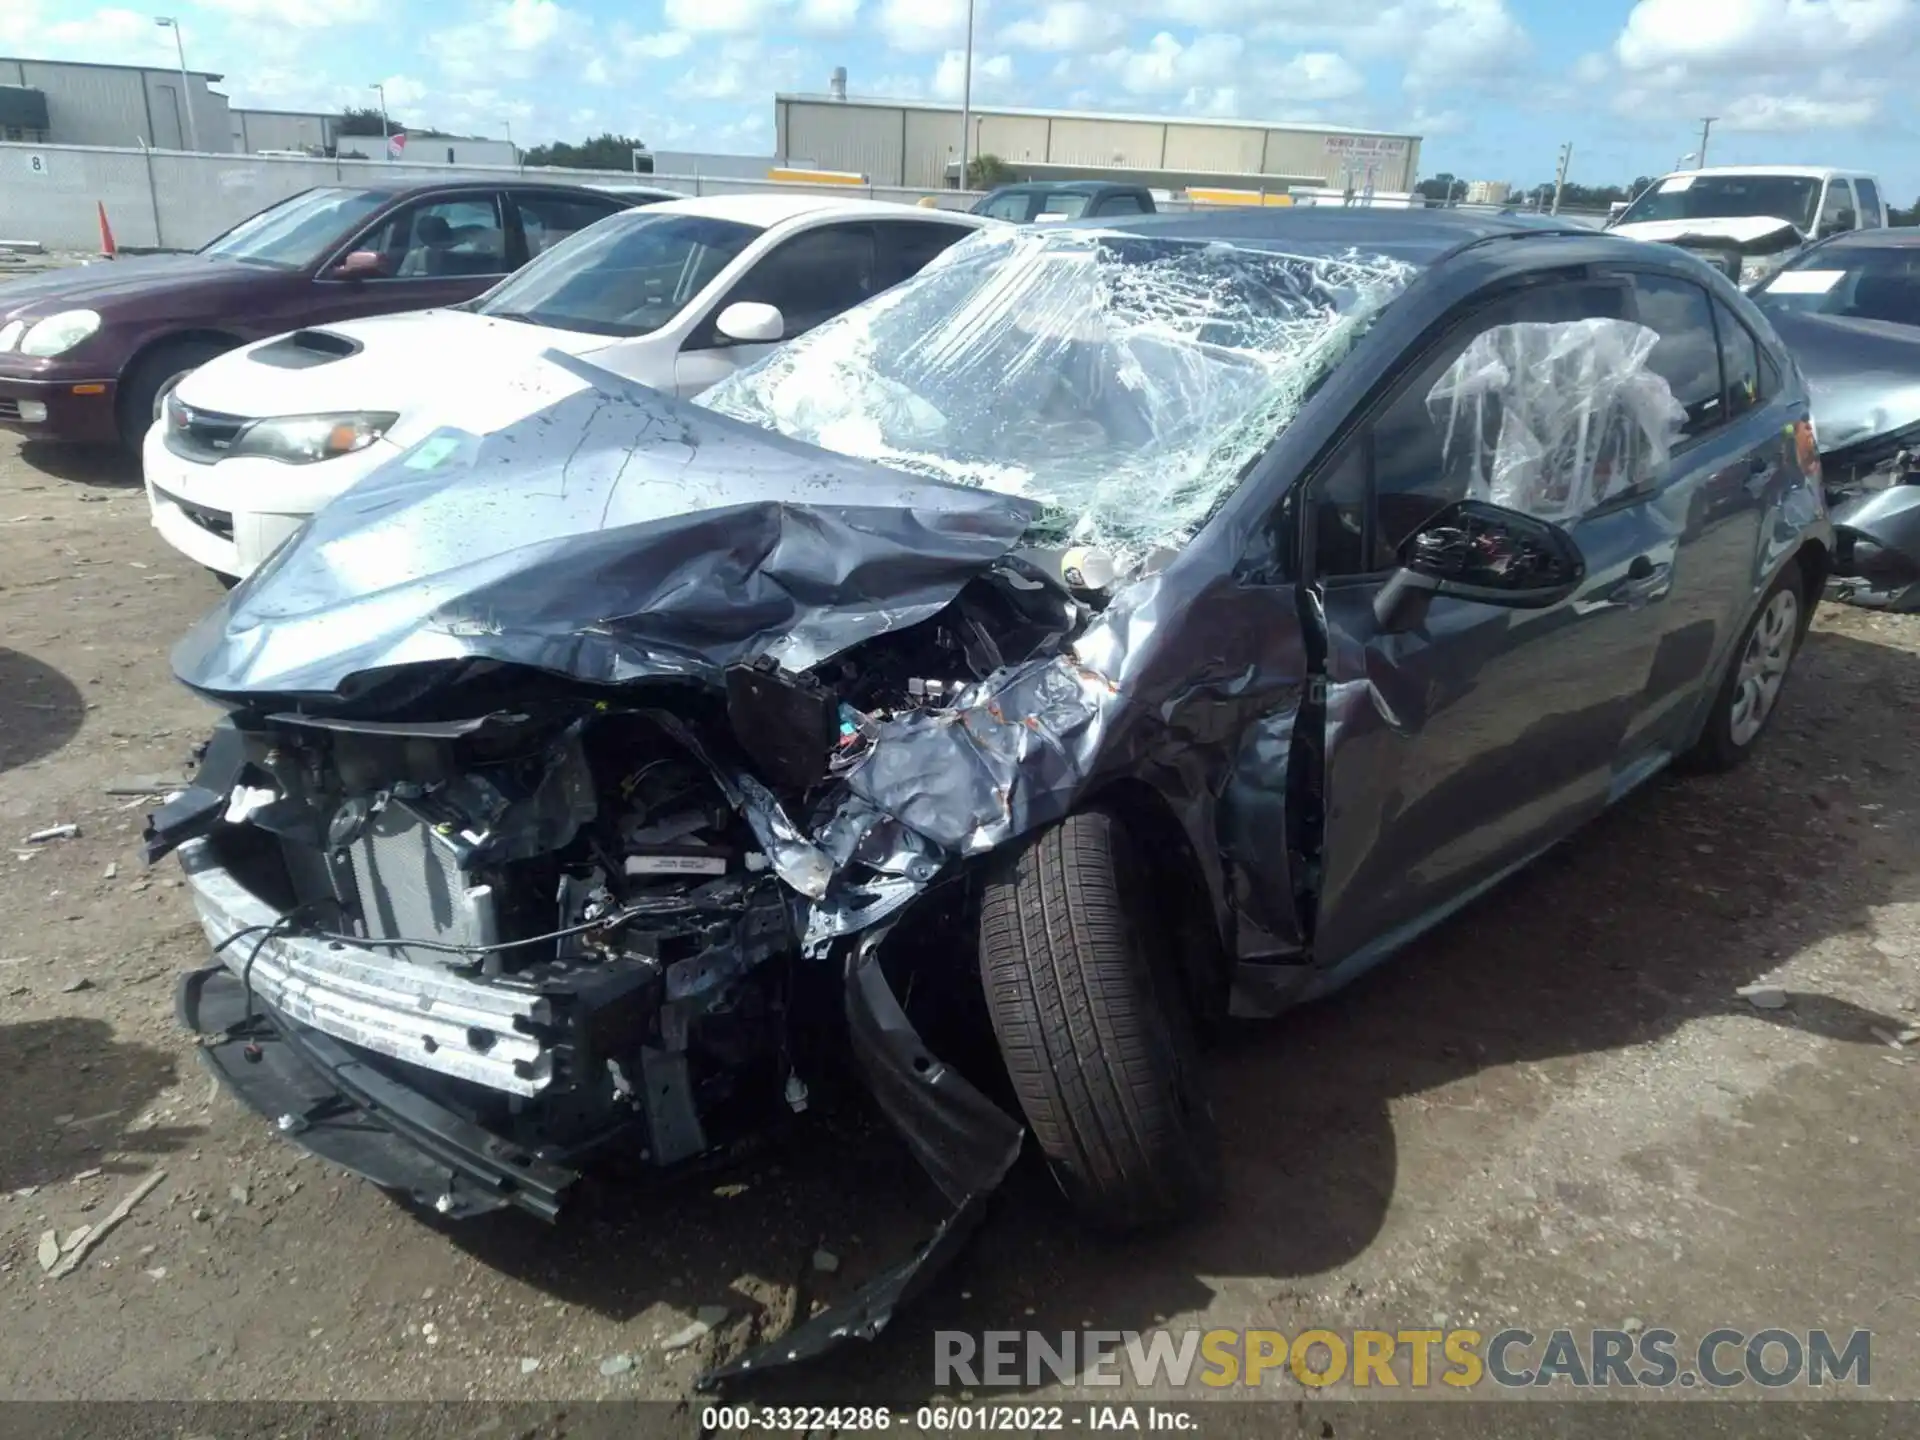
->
1 430 1917 1419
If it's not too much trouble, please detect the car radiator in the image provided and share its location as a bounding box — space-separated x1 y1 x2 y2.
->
283 799 502 967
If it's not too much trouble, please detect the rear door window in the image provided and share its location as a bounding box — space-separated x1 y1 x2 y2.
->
1630 274 1725 438
1095 193 1149 216
512 191 626 257
1855 178 1883 228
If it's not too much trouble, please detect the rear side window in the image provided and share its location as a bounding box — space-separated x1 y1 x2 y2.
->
1631 275 1724 437
1855 178 1883 228
1095 193 1148 216
1714 299 1764 420
1036 192 1091 220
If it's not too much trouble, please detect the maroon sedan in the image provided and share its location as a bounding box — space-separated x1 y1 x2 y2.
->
0 178 667 451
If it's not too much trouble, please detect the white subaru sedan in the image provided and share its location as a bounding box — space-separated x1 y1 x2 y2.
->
143 194 993 579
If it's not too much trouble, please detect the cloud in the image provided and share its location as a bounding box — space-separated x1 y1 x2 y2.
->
1093 31 1244 95
622 30 694 60
1615 0 1915 72
879 0 976 52
194 0 380 26
932 49 1015 100
1000 1 1122 51
1718 93 1880 130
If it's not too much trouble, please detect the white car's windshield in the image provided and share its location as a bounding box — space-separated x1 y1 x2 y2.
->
477 211 759 338
1618 174 1821 232
199 187 389 269
697 226 1417 569
1753 243 1920 328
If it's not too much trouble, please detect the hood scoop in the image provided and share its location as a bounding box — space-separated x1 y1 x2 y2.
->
251 328 362 370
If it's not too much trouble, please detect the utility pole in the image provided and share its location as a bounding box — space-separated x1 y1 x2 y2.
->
1551 141 1572 215
1698 117 1715 169
370 82 389 161
958 0 976 190
153 18 199 152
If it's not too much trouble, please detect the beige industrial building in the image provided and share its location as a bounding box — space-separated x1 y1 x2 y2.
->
775 92 1421 196
1 56 229 151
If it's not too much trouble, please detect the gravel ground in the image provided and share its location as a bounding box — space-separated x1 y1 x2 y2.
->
0 431 1916 1422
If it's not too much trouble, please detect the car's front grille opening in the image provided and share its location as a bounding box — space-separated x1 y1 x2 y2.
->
154 486 234 541
0 398 21 421
163 400 250 462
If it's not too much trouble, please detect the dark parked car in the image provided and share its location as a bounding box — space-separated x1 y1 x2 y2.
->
149 210 1829 1381
0 179 666 450
970 179 1157 223
1749 226 1920 611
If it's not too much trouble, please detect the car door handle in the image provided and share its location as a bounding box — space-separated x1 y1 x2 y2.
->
1577 555 1672 613
1745 453 1774 494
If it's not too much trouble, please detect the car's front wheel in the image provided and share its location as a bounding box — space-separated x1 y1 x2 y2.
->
1682 565 1807 771
117 339 230 454
977 805 1218 1234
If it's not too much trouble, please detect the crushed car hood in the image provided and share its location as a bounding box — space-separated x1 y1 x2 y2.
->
170 354 1040 706
1768 309 1920 452
1610 215 1805 248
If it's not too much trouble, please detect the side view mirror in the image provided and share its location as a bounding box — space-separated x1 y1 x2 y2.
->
715 301 785 344
328 250 388 280
1372 500 1586 631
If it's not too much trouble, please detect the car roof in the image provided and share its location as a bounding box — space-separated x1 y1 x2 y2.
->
339 177 609 196
1807 226 1920 252
1091 206 1595 268
1661 165 1874 181
626 192 993 227
995 180 1147 195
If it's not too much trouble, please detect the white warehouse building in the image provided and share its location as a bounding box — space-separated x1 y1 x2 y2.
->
774 90 1422 196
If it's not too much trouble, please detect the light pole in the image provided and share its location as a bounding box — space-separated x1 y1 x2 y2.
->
958 0 975 190
153 17 199 152
1697 117 1716 169
370 82 389 160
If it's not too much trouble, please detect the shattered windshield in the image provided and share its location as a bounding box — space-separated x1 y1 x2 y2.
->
697 226 1418 570
1618 175 1821 232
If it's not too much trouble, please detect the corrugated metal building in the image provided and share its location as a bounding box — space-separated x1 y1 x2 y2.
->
0 56 231 152
775 93 1420 195
231 107 337 155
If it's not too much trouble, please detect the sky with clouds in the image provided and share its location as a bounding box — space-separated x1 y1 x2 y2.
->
3 0 1918 196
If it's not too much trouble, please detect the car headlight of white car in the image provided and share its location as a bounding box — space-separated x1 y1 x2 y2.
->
228 412 401 464
19 309 103 357
1738 254 1789 288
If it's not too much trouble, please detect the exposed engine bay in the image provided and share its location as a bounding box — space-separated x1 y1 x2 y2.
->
153 562 1087 1380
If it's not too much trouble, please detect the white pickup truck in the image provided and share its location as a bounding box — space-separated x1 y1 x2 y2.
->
1606 165 1889 288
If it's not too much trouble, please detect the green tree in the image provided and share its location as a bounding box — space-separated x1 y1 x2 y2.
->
523 133 651 171
965 152 1017 189
1414 172 1458 203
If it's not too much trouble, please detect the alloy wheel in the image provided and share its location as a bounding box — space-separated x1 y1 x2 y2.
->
1728 588 1800 747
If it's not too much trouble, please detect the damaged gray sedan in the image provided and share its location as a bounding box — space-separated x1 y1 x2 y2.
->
149 210 1832 1377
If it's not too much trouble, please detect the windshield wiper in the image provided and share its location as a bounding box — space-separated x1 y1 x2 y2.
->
482 309 545 326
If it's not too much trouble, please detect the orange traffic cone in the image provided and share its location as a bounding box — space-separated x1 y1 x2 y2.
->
97 201 117 260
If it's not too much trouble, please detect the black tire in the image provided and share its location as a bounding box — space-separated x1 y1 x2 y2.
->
1680 564 1807 773
117 340 230 453
977 805 1218 1234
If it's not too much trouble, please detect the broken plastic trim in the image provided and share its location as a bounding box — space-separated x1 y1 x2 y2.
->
698 931 1023 1387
